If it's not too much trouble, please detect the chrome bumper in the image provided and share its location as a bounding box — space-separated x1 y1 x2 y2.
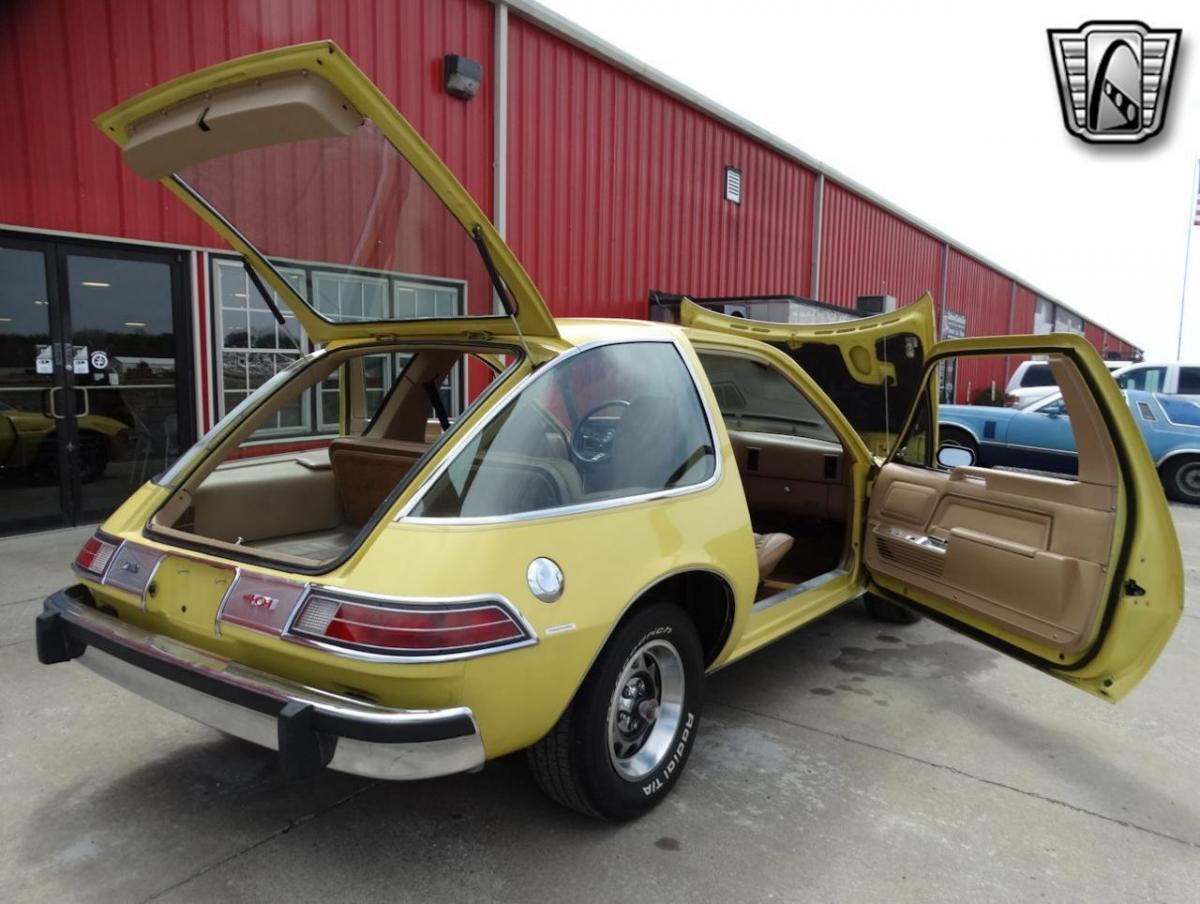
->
37 586 485 781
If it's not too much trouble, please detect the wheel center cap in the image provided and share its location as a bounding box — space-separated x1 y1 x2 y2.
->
637 699 659 722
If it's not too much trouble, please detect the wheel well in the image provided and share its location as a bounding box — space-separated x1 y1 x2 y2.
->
939 424 977 445
631 570 734 667
1160 451 1200 470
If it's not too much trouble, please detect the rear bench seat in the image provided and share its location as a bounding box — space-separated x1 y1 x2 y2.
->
329 437 429 525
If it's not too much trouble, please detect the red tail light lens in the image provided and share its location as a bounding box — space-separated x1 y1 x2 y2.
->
74 534 119 577
1003 393 1020 408
290 593 531 657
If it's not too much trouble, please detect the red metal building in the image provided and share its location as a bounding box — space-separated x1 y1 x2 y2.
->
0 0 1139 533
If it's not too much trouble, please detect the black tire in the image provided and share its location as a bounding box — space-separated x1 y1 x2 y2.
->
862 592 922 624
527 601 704 820
1162 456 1200 505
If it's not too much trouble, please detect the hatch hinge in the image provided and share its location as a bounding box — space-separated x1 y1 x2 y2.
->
1123 578 1146 597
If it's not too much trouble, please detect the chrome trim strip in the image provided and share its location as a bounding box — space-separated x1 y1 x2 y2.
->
278 585 539 664
139 553 165 613
154 346 330 487
990 441 1078 457
751 567 850 613
395 335 723 525
47 595 485 781
1155 447 1200 467
1155 394 1200 428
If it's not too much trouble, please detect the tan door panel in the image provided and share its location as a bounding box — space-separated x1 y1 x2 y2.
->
865 463 1116 653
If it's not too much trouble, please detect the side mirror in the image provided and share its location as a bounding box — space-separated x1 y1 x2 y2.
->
937 444 975 469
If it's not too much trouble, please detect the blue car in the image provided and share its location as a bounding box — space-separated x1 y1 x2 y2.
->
939 390 1200 504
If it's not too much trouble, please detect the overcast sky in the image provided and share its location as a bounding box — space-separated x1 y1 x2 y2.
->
539 0 1200 360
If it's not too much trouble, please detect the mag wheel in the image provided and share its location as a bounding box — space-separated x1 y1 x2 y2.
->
1163 457 1200 505
528 602 703 820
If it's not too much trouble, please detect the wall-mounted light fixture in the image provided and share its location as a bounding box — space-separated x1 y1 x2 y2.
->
724 166 742 204
444 54 483 100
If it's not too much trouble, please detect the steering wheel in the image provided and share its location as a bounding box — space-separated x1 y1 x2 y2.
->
569 399 631 463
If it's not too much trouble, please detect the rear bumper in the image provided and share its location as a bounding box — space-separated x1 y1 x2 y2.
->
37 585 485 781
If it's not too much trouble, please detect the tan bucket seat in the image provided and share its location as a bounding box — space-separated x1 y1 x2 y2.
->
754 532 794 581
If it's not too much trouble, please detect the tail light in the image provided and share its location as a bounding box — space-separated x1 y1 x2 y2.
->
1003 393 1020 407
289 592 532 658
74 533 119 578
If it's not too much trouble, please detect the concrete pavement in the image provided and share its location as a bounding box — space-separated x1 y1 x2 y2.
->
2 508 1198 903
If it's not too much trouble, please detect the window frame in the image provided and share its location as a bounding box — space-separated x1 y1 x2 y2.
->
397 338 723 525
694 348 844 446
212 257 311 438
210 254 467 441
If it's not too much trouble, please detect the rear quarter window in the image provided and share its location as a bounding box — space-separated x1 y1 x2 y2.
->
409 342 716 518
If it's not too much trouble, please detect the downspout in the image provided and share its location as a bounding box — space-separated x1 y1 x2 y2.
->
809 173 824 301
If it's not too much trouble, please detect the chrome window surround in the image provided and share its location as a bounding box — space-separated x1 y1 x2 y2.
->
278 584 539 664
1156 394 1200 429
154 346 330 487
396 337 724 526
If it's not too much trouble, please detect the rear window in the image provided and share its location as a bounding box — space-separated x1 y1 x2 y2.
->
1178 367 1200 395
1160 396 1200 427
1019 364 1057 387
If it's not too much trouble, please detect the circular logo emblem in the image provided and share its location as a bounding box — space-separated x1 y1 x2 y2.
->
90 351 109 370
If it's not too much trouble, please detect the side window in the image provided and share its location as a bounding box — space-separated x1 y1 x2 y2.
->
1178 367 1200 395
897 354 1083 479
410 343 716 518
1117 366 1167 392
695 353 839 444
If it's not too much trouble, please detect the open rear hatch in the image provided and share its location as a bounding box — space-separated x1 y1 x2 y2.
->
96 40 558 345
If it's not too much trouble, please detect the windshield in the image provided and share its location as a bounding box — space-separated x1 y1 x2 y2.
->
176 120 492 325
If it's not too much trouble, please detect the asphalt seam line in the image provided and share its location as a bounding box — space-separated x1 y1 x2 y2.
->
710 699 1200 851
138 779 381 903
0 594 45 609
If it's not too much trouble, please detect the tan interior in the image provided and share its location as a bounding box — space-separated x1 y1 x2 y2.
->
329 437 428 526
728 431 848 522
149 343 507 565
865 355 1119 654
753 532 794 580
723 430 851 587
124 71 363 180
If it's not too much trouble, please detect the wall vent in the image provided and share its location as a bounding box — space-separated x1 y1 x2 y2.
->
724 166 742 204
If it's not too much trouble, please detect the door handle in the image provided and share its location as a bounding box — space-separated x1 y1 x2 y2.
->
74 387 90 418
46 386 64 420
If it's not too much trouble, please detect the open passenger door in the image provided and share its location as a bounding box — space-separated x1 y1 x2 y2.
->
863 334 1182 701
95 41 558 345
681 295 937 457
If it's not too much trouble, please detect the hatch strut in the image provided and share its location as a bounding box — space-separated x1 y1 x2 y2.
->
472 224 532 363
242 257 287 326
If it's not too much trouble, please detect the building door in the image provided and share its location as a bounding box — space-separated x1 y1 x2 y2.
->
0 232 194 535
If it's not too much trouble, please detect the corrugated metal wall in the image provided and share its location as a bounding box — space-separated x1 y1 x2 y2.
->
1012 286 1036 333
0 0 1138 360
819 183 943 309
0 0 495 245
506 15 815 320
945 250 1012 402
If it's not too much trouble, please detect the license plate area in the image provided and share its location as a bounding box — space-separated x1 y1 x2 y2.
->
145 556 236 635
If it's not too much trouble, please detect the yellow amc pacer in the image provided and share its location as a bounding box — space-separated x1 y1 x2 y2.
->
37 43 1183 820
